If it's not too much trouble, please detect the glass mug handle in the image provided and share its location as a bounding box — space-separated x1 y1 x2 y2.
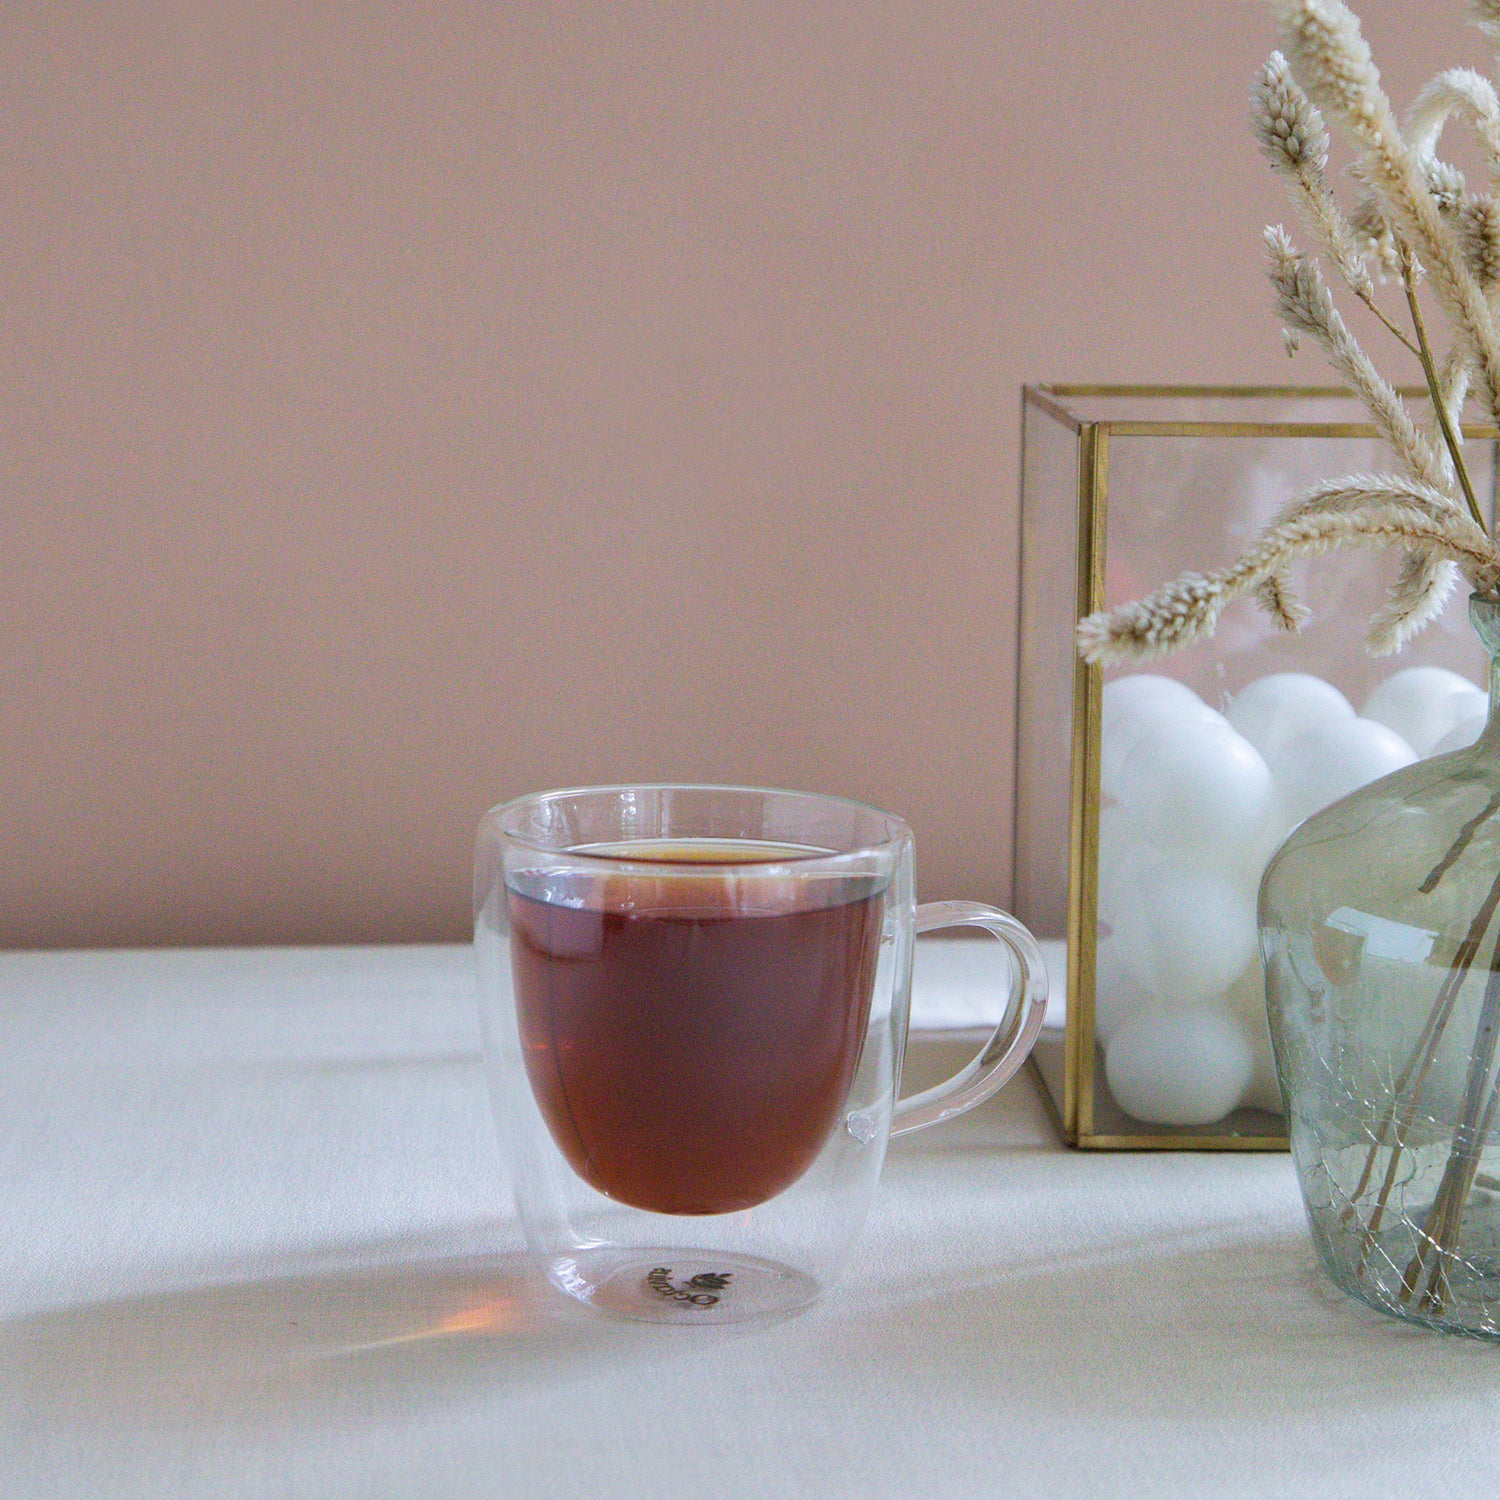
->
889 900 1050 1137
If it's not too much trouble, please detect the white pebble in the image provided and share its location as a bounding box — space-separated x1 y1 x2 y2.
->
1095 813 1167 1043
1361 668 1483 756
1114 719 1273 860
1431 700 1490 755
1226 673 1353 762
1101 677 1224 800
1111 862 1259 1007
1093 936 1154 1042
1105 1008 1254 1126
1102 674 1208 733
1223 964 1283 1115
1271 716 1416 828
1233 799 1299 889
1096 807 1163 925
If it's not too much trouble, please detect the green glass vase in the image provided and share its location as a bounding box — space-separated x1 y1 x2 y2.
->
1261 594 1500 1336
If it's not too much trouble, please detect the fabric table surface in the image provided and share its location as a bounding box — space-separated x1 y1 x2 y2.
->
3 943 1499 1500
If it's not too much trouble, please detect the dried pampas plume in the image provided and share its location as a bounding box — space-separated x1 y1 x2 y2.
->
1079 0 1500 670
1254 54 1373 301
1077 484 1500 665
1460 196 1500 286
1277 0 1500 415
1263 224 1446 488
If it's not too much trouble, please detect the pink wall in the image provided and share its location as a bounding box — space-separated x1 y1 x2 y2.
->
2 3 1484 947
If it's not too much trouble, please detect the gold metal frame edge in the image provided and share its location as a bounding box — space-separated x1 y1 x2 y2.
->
1102 421 1500 439
1028 383 1498 441
1028 1053 1067 1141
1022 385 1084 434
1062 424 1109 1144
1075 1131 1291 1151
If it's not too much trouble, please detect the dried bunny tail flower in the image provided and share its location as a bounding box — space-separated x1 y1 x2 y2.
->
1438 342 1473 417
1265 226 1450 487
1368 551 1461 653
1254 52 1330 171
1254 54 1373 298
1426 159 1468 217
1474 0 1500 44
1077 573 1229 664
1350 186 1402 278
1268 468 1465 527
1406 67 1500 176
1076 483 1500 665
1255 571 1312 631
1233 488 1500 589
1268 468 1464 647
1274 0 1500 421
1270 0 1379 115
1253 465 1451 633
1461 196 1500 288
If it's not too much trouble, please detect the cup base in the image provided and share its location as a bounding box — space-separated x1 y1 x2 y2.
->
549 1248 822 1324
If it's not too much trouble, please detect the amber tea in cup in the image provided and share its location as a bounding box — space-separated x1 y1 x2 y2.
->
507 840 885 1215
476 786 1048 1323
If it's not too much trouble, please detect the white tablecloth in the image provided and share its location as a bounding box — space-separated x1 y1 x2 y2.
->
3 944 1499 1499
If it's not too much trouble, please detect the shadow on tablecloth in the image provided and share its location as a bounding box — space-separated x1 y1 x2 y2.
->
1 1241 718 1428
815 1225 1500 1420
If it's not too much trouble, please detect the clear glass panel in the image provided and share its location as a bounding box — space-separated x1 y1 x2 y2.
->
1014 390 1082 944
1016 386 1500 1147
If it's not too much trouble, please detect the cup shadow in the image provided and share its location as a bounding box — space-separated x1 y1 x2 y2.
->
2 1247 675 1429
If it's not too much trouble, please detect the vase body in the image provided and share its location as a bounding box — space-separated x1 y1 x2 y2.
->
1261 597 1500 1336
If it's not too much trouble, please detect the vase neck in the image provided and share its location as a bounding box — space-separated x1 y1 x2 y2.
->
1471 595 1500 731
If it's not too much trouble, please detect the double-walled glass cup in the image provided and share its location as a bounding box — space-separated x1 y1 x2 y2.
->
474 785 1047 1323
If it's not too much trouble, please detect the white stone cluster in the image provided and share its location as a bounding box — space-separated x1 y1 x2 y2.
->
1098 667 1489 1126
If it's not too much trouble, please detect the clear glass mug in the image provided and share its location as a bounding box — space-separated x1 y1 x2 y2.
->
474 785 1048 1323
